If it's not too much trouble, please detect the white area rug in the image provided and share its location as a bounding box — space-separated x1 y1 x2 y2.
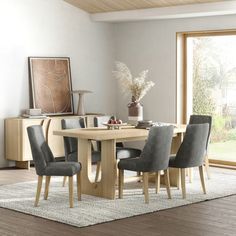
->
0 168 235 228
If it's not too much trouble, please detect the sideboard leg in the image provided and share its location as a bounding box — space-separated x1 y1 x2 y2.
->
15 161 30 170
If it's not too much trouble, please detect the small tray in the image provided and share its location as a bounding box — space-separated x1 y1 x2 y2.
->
103 123 128 130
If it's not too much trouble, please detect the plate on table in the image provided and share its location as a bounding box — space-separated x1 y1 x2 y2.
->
103 123 128 130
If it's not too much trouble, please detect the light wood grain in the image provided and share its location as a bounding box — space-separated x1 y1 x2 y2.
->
155 171 160 194
15 161 30 169
101 139 117 199
69 176 74 208
143 172 149 204
199 165 207 194
205 154 211 179
77 172 82 201
118 169 124 199
35 176 43 207
181 168 186 199
62 176 67 187
94 161 101 183
164 169 171 199
44 176 51 200
64 0 223 13
54 125 186 141
5 118 43 162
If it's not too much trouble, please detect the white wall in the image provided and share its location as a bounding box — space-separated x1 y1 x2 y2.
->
0 0 115 167
114 14 236 123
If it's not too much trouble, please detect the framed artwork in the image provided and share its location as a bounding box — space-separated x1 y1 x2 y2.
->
28 57 74 115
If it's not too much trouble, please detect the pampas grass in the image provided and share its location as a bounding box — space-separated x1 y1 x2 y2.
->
113 61 155 102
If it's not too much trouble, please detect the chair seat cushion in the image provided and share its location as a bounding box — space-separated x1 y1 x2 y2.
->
45 162 81 176
118 157 153 172
68 151 101 163
116 147 141 160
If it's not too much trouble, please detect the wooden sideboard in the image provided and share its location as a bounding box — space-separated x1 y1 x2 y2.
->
4 115 99 169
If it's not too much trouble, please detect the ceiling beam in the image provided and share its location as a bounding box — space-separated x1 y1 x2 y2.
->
91 1 236 22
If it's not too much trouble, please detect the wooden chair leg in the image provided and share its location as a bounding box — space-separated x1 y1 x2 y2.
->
181 168 186 199
118 169 124 199
155 171 160 194
95 161 101 183
199 165 207 194
205 155 211 179
177 168 181 190
143 172 149 203
35 176 43 207
69 176 74 208
62 176 67 187
44 176 51 200
77 172 82 201
164 169 171 199
189 168 193 183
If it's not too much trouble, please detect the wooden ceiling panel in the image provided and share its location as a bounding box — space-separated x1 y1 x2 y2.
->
64 0 225 13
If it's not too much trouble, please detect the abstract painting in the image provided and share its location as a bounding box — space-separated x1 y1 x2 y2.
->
28 57 74 115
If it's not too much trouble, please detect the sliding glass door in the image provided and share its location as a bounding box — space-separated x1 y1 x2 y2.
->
185 32 236 165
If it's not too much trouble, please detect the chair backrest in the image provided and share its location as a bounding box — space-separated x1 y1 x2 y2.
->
140 126 174 171
94 116 111 128
189 115 212 150
174 123 209 168
94 116 124 150
27 125 55 176
61 118 85 158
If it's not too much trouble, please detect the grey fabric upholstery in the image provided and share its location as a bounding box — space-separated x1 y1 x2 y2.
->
44 162 81 176
61 118 101 163
27 125 81 176
169 124 209 168
94 116 142 159
94 115 111 128
189 115 212 150
61 118 85 158
118 126 174 172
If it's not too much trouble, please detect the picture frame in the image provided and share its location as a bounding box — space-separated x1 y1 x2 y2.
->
28 57 74 115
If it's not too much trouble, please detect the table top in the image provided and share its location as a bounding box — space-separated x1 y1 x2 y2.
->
53 125 186 141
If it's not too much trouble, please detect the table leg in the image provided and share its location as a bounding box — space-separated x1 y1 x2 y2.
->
78 139 102 197
101 139 117 199
78 139 116 199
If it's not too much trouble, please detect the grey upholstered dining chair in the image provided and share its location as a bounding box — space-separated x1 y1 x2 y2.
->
94 116 142 159
189 114 212 179
61 118 101 185
169 123 209 199
118 126 174 203
27 125 81 208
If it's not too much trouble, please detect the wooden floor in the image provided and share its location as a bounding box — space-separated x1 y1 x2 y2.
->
0 167 236 236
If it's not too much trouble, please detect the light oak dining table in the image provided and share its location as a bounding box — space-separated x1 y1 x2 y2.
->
54 125 186 199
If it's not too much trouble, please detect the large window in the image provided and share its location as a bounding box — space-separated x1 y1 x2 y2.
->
179 31 236 166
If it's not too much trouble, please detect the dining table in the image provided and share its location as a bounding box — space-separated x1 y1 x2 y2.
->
54 124 186 200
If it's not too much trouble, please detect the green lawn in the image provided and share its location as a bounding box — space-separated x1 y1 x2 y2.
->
209 140 236 162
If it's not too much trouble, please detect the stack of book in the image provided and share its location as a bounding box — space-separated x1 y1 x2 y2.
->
21 109 48 119
135 120 153 129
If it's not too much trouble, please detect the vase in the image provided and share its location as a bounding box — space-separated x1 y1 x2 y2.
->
128 96 143 125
